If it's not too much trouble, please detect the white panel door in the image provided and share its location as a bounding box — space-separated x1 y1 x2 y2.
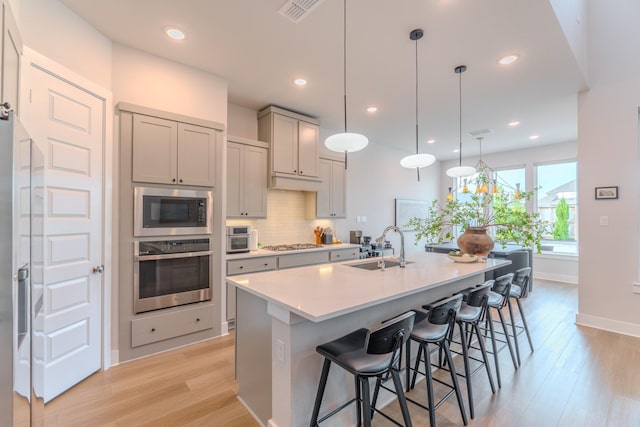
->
27 65 103 402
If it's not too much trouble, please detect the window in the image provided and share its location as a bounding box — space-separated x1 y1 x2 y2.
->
494 167 525 193
535 161 577 254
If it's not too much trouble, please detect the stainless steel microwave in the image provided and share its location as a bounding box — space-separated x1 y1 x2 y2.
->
134 187 212 237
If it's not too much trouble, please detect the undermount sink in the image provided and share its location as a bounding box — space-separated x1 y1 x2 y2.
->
349 260 413 270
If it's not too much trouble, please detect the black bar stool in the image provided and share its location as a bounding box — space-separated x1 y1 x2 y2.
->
450 281 496 419
485 273 519 379
309 311 416 427
403 294 467 427
508 267 534 360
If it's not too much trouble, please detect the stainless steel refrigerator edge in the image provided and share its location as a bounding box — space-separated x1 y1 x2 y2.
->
1 110 44 426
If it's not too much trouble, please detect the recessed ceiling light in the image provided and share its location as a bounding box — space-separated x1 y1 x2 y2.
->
294 78 307 86
508 120 520 127
498 54 519 65
165 27 186 40
529 134 540 140
453 148 460 153
426 139 435 144
365 106 378 113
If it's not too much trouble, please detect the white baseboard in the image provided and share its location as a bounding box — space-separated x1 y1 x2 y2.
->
221 321 229 335
237 396 267 427
109 350 119 368
575 313 640 338
533 272 578 284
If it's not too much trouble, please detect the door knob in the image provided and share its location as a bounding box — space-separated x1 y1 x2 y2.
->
92 265 105 274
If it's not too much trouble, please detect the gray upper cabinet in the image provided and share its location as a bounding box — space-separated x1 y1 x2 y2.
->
227 137 268 218
313 158 346 218
132 113 219 187
258 106 321 191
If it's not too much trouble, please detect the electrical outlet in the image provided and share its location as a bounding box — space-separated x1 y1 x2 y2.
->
276 339 285 363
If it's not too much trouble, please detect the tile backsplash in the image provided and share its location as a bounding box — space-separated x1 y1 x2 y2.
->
226 190 345 246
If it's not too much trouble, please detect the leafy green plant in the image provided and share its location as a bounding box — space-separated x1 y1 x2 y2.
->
407 174 550 253
552 198 570 240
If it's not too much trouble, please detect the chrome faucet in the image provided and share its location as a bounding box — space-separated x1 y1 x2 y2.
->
375 225 406 270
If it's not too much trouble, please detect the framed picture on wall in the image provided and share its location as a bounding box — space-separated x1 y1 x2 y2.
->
595 186 618 200
395 199 429 231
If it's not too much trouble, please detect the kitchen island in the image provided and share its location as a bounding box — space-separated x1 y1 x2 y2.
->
226 251 510 427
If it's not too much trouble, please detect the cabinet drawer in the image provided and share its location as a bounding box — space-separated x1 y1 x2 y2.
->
278 251 329 269
131 304 214 348
227 257 277 275
330 248 359 262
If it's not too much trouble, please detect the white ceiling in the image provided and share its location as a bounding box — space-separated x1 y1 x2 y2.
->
60 0 587 161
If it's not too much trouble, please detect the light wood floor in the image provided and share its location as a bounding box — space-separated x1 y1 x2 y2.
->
43 280 640 427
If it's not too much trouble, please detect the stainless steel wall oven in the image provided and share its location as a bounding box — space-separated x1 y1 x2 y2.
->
134 238 212 313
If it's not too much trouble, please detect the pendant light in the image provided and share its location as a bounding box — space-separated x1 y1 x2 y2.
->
446 65 476 178
324 0 368 169
474 137 491 194
400 29 436 181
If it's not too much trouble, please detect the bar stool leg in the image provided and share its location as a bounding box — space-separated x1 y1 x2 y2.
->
458 321 474 419
410 343 424 390
405 339 412 393
496 307 518 370
474 322 496 394
356 375 362 426
485 309 502 388
422 342 436 427
310 359 331 427
390 369 413 427
442 339 468 426
515 297 534 352
360 376 372 427
506 297 521 366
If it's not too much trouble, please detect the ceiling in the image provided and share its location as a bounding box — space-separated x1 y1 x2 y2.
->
60 0 587 161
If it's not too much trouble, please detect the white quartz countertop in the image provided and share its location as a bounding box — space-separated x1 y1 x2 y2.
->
225 243 361 260
226 251 510 322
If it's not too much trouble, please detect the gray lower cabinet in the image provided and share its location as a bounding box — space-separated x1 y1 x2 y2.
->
277 251 329 269
226 257 277 321
131 304 214 348
330 248 359 262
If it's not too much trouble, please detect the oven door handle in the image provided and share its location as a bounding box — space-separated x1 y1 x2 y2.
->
135 250 213 261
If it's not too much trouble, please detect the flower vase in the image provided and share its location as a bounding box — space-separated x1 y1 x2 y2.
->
457 227 494 256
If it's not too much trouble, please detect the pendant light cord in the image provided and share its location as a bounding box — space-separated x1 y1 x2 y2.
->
458 68 462 167
415 35 419 155
415 33 420 181
343 0 347 134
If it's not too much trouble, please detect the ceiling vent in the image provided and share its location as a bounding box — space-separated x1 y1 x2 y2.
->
467 128 494 137
278 0 324 23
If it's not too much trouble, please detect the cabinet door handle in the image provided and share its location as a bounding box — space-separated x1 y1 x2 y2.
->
151 328 156 332
172 178 176 183
294 169 297 173
299 170 303 174
239 266 244 269
179 179 183 183
196 318 200 322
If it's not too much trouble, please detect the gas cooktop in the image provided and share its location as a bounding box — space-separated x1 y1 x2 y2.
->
262 243 323 252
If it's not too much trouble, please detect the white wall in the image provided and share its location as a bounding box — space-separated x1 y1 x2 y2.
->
228 103 258 140
18 0 112 89
342 136 440 255
548 0 589 84
577 0 640 336
111 44 226 124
